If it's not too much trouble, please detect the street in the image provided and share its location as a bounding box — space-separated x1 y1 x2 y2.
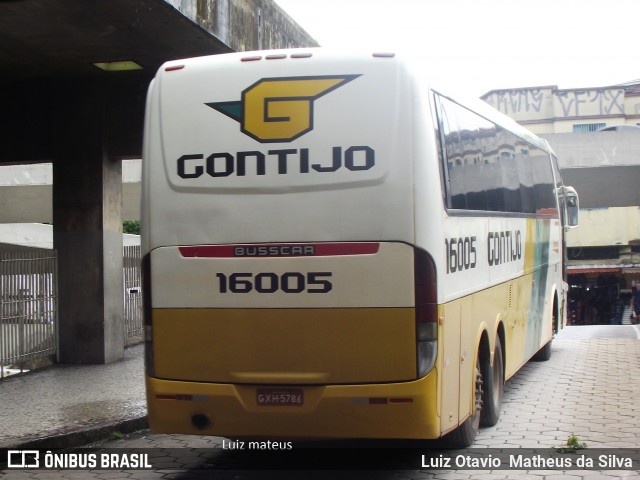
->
2 325 640 479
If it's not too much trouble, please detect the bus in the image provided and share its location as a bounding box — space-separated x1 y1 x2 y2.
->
141 49 579 447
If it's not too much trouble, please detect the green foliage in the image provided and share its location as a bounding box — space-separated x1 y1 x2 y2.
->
123 220 141 235
108 431 125 441
554 433 587 452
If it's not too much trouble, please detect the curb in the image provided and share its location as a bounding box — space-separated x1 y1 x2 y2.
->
9 416 149 450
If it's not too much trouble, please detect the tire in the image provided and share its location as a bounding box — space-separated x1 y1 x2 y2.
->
532 306 555 361
480 336 504 427
532 339 552 361
443 358 482 448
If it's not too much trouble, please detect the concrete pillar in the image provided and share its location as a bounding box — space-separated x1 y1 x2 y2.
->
52 79 124 364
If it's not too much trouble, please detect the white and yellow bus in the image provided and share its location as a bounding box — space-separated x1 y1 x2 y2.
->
141 49 579 447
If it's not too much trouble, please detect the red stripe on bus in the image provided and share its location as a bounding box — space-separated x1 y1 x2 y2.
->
178 242 380 258
316 243 380 256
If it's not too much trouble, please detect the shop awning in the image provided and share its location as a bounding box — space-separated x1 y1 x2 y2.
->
568 267 622 274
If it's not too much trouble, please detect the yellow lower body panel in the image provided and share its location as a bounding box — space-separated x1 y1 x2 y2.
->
146 370 440 440
152 307 417 385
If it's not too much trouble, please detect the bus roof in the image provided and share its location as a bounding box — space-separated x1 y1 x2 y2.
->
158 48 553 157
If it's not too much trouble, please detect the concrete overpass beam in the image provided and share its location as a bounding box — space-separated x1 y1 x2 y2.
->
52 79 124 364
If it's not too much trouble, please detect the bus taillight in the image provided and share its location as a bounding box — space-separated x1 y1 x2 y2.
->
414 247 437 378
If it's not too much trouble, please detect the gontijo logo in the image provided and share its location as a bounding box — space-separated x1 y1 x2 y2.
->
206 75 360 143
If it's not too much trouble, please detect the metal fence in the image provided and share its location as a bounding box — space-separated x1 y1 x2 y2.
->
1 246 143 378
123 245 143 344
1 249 58 378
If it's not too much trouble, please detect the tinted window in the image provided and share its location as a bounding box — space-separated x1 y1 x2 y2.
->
437 95 556 214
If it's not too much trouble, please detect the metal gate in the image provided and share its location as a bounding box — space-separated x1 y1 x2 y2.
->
123 245 143 344
0 250 58 378
1 246 143 378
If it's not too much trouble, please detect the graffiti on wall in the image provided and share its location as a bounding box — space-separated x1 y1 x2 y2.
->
556 89 624 117
485 87 627 119
490 89 546 115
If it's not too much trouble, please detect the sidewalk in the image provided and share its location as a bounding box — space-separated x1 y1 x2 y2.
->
0 344 147 449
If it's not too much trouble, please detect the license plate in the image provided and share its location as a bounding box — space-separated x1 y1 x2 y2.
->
256 388 304 407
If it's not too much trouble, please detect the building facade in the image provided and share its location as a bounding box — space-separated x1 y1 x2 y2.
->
482 81 640 134
482 83 640 325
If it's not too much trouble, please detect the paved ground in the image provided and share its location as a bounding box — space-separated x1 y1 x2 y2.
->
1 325 639 478
0 344 146 449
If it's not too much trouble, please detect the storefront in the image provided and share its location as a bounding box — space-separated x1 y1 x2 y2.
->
567 266 639 325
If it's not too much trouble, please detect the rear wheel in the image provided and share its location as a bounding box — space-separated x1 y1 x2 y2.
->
480 336 503 427
532 339 552 361
533 305 556 362
443 357 483 447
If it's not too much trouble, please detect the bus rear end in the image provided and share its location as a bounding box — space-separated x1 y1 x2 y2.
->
142 50 440 440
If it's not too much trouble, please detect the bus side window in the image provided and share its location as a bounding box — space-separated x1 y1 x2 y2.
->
436 94 557 216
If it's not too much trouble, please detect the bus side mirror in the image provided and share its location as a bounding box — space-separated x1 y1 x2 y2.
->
564 186 579 228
